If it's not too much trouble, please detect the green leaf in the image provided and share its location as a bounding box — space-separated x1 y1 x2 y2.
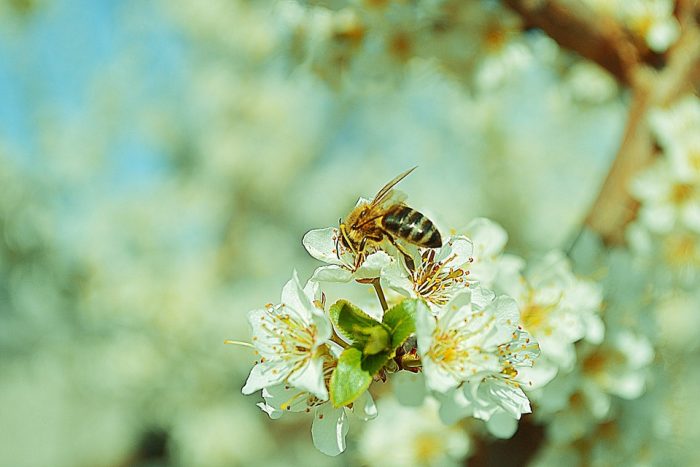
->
382 298 420 349
361 350 392 375
329 348 373 408
329 300 388 346
357 325 391 356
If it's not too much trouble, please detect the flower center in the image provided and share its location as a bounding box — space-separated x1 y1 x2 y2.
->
483 22 509 52
689 149 700 172
520 296 558 334
412 250 470 305
261 304 317 363
663 233 699 268
670 183 694 204
414 433 443 463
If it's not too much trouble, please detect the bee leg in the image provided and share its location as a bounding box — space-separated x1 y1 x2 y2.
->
386 235 415 272
354 236 368 270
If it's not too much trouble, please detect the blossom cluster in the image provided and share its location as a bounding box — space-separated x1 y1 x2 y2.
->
629 95 700 286
236 188 658 461
237 182 545 455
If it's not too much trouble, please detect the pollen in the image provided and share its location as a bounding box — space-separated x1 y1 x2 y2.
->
412 250 470 305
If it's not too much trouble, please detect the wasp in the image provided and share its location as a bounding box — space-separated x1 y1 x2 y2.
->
337 167 442 270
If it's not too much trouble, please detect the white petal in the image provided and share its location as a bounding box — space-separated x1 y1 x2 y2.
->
415 302 437 356
311 264 353 283
486 411 519 439
352 391 378 421
468 284 496 309
612 372 647 399
463 217 508 258
311 310 333 345
312 404 349 456
436 235 473 266
647 19 680 53
287 357 328 401
681 202 700 233
241 361 287 395
256 401 283 420
517 362 558 389
280 270 316 323
439 289 472 328
479 379 531 419
640 203 676 233
303 227 344 265
492 295 520 326
381 260 415 298
423 358 460 393
355 251 393 279
584 314 605 345
462 381 499 421
261 385 309 414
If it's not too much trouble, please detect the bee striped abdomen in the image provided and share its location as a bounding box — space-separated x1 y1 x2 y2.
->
382 205 442 248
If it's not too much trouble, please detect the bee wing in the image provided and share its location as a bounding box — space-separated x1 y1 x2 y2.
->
374 189 406 209
371 167 416 207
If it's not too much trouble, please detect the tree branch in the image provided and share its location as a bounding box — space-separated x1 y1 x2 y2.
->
505 0 700 245
584 15 700 245
503 0 644 85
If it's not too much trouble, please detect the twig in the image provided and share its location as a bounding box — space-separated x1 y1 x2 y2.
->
371 277 389 312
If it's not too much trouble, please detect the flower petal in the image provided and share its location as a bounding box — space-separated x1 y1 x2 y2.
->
352 391 378 421
303 227 344 265
311 265 353 283
280 270 316 324
312 404 349 456
486 411 519 439
241 361 287 395
287 356 328 401
355 251 393 279
423 358 460 393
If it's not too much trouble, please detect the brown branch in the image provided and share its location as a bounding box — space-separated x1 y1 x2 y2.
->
503 0 643 85
585 18 700 245
505 0 700 245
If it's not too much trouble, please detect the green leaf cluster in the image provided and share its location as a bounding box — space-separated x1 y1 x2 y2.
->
328 299 421 407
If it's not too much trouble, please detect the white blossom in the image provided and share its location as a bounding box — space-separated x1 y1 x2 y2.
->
382 235 490 310
631 159 700 234
242 271 333 400
415 290 540 421
499 251 604 387
357 396 471 467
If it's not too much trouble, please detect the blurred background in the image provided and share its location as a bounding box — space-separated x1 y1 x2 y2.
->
1 0 698 466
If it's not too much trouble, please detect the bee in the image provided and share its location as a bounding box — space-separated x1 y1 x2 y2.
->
338 167 442 270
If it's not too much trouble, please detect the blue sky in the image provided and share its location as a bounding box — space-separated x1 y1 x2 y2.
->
0 0 186 175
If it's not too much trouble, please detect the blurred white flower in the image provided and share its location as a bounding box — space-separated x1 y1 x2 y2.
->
242 271 333 400
650 95 700 183
500 251 605 387
460 217 523 291
631 159 700 234
620 0 680 53
534 330 654 442
357 396 471 467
